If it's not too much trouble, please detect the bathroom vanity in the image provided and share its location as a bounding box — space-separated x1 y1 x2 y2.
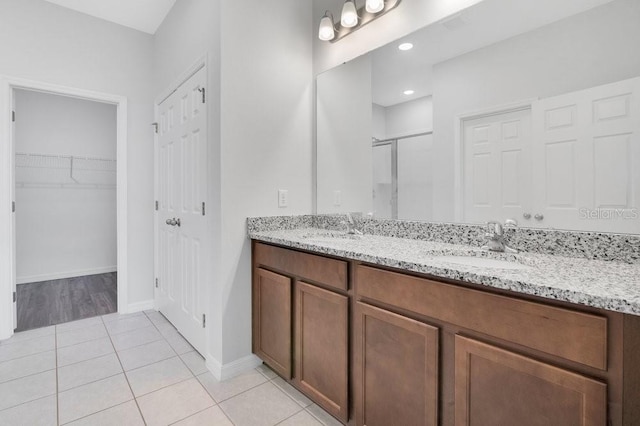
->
249 217 640 426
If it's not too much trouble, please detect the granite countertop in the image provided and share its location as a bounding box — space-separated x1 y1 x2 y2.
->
249 227 640 316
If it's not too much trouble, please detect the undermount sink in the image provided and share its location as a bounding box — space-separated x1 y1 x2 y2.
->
429 255 533 271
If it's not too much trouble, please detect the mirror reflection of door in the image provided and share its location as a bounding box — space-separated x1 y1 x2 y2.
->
462 108 532 226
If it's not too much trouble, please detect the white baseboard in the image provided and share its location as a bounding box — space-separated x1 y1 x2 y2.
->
126 299 155 313
16 266 117 285
206 354 262 381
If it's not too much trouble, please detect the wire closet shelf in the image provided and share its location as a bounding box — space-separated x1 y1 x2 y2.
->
15 153 117 189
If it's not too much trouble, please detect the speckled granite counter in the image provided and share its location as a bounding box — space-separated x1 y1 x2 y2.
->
248 223 640 316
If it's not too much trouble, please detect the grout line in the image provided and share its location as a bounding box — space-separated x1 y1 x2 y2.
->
0 394 57 419
102 314 148 426
57 399 136 426
165 400 218 426
273 407 307 425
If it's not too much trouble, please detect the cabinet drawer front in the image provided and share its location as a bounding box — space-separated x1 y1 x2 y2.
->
455 335 607 426
356 265 607 370
254 243 348 291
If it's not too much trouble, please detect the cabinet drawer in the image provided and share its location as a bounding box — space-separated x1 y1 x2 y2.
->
355 265 607 370
254 242 348 291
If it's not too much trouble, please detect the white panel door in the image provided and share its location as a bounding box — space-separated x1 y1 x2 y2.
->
155 67 207 355
532 77 640 233
463 108 532 225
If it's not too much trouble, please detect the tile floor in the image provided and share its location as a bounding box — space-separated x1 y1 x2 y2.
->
0 311 341 426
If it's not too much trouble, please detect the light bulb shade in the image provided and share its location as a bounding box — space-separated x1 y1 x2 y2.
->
341 0 358 28
318 14 335 41
366 0 384 13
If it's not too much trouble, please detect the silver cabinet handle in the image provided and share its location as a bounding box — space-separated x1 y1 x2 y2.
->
523 213 531 220
534 214 544 221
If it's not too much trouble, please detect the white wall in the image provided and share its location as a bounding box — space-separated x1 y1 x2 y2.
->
219 0 313 364
317 55 372 214
430 0 640 221
155 0 314 368
0 0 155 306
312 0 484 75
15 90 117 284
385 96 433 138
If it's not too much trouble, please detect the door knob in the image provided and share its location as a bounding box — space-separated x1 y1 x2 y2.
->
175 218 181 227
534 214 544 221
165 218 175 226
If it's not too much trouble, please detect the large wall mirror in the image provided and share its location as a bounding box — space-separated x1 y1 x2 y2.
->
316 0 640 234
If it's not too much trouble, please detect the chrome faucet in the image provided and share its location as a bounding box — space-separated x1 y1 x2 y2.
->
482 219 518 253
344 212 363 235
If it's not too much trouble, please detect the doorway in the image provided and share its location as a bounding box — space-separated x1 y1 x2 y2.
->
0 77 128 340
14 89 118 331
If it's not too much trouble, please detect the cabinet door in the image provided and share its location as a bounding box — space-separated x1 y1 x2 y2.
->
295 281 349 423
253 268 292 379
355 302 439 426
455 335 607 426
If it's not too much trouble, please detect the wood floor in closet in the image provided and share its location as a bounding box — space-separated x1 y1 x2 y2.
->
16 272 117 331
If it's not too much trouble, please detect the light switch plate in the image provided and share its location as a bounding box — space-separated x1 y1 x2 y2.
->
278 189 288 208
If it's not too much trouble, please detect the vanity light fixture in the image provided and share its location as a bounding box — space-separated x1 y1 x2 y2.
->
341 0 359 28
318 0 402 43
403 89 415 95
398 42 413 51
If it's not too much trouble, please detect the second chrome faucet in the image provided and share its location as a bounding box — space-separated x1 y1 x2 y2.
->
482 219 518 253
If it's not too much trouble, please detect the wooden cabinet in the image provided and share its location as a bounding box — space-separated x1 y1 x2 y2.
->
455 335 607 426
295 281 349 422
354 302 439 426
252 242 349 423
252 268 292 379
252 241 640 425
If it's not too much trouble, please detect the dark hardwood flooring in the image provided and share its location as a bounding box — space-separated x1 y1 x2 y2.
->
16 272 117 332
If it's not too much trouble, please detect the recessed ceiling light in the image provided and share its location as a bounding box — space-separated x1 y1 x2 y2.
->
398 42 413 51
403 90 415 95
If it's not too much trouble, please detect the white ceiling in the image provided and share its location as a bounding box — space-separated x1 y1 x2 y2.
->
371 0 614 106
41 0 176 34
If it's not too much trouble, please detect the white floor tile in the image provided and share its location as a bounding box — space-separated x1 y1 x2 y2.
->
65 400 144 426
256 363 278 380
55 317 103 334
137 378 214 426
219 382 302 426
197 369 267 403
163 331 195 354
144 311 170 326
126 356 193 397
58 353 123 392
306 404 343 426
118 339 176 371
101 311 145 323
56 337 114 367
154 321 178 337
279 410 323 426
180 351 208 375
56 323 107 348
58 374 133 424
0 326 55 345
0 395 57 426
110 326 163 351
104 315 153 336
172 406 233 426
0 370 56 411
0 350 56 384
272 377 313 408
0 334 55 363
